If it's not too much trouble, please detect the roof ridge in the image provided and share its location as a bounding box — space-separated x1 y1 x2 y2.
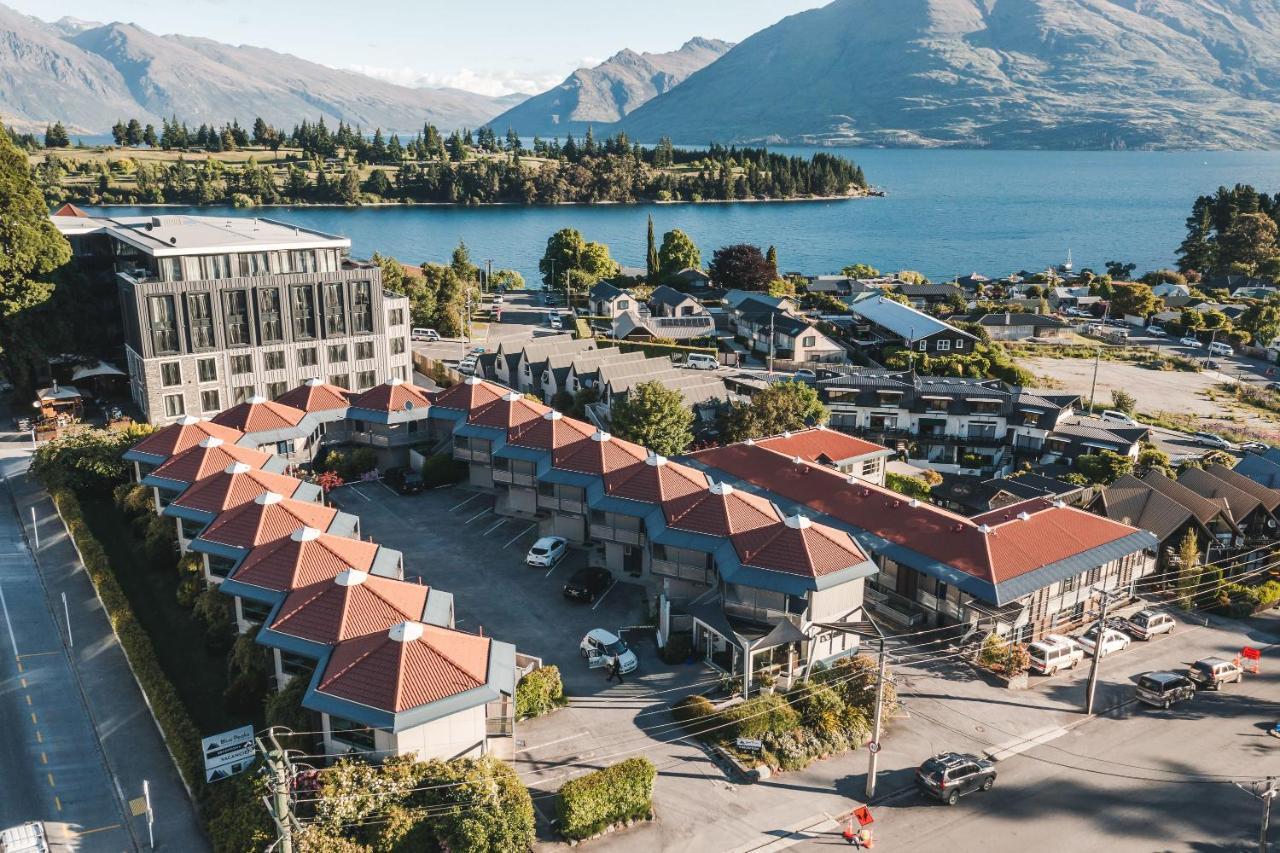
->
411 625 488 687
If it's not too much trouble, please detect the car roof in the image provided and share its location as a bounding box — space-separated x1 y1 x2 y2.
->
532 536 564 547
1195 657 1232 667
1141 670 1186 683
586 627 619 643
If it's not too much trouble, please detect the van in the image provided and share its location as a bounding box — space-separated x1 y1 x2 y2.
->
685 353 719 371
1135 671 1195 709
1099 410 1140 427
411 327 440 342
1124 609 1175 640
1208 341 1233 357
1027 634 1084 675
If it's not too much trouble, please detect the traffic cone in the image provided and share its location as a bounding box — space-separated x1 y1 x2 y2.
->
843 819 855 845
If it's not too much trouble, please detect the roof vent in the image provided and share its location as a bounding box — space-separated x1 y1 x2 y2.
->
388 621 424 643
198 436 224 449
224 461 252 475
792 455 805 465
784 513 812 530
1017 511 1031 521
979 523 993 534
1053 499 1066 508
503 391 521 402
543 410 563 421
783 430 792 438
909 499 920 508
645 452 667 467
177 415 201 426
846 474 859 485
387 377 405 386
305 377 324 387
592 429 612 442
291 526 322 542
744 438 755 445
465 376 483 385
335 568 368 587
255 491 283 506
709 481 735 496
248 395 267 405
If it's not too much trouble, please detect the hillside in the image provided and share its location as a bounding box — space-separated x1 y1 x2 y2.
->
0 4 517 135
618 0 1280 149
488 37 731 137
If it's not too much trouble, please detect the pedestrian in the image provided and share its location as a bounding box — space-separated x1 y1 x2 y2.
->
607 654 624 684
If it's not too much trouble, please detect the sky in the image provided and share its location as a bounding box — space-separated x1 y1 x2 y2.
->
10 0 825 96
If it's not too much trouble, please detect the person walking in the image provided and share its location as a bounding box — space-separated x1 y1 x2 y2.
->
607 654 624 684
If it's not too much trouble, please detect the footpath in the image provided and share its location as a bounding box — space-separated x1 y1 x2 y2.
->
3 455 208 852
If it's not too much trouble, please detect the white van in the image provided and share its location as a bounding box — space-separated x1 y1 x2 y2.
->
685 353 719 371
1208 341 1233 357
411 327 440 342
1027 634 1085 675
1099 410 1140 427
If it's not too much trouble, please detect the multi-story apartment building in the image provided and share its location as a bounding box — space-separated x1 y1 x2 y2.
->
51 212 412 424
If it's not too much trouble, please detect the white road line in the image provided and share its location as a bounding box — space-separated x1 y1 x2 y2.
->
0 582 19 658
482 517 508 535
503 523 537 550
376 480 398 497
543 557 564 578
450 493 483 513
342 484 371 502
591 580 619 611
465 508 492 524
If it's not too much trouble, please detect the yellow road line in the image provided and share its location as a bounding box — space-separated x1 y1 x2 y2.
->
77 825 122 837
40 751 47 765
47 772 54 787
54 796 61 812
35 730 42 743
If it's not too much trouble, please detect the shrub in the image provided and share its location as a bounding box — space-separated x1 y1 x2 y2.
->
787 681 844 735
515 665 565 719
421 452 467 488
720 693 801 741
660 631 692 664
671 694 717 734
556 757 656 840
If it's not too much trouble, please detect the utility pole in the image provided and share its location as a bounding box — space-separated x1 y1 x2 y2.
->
485 259 493 293
1239 778 1278 853
865 637 887 800
258 734 295 853
768 313 775 375
1084 588 1120 715
1088 345 1100 414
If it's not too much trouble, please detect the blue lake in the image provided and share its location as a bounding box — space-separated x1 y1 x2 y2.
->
87 148 1280 283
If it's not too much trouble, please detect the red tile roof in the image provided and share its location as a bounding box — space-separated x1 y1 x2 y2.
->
507 409 595 452
150 438 270 486
232 527 381 592
732 514 869 578
269 571 429 645
317 621 490 713
171 465 306 515
604 454 708 505
211 397 306 433
755 428 888 465
198 492 336 549
552 430 649 475
130 416 245 461
274 380 353 414
429 377 505 413
469 391 550 431
52 203 90 217
349 379 431 414
663 480 781 537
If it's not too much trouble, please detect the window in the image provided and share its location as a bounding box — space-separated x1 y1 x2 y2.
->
329 374 349 389
233 385 254 404
263 350 285 371
803 335 816 348
201 389 220 412
266 381 288 399
163 394 185 417
861 459 879 476
257 288 283 343
388 308 404 326
918 339 928 352
328 344 348 363
323 282 347 336
187 293 215 349
356 370 376 390
954 339 965 351
200 255 232 279
328 715 376 751
937 339 951 352
231 354 252 375
237 253 268 277
224 290 251 345
276 439 295 455
160 362 181 387
291 285 317 339
390 337 405 355
292 251 318 273
197 358 217 383
617 299 630 311
299 347 318 367
351 281 373 333
148 295 179 354
158 257 183 282
355 341 374 360
393 365 407 381
1062 575 1077 593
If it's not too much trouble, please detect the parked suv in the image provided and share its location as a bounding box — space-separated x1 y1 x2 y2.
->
916 753 997 806
1187 657 1243 690
1027 634 1085 675
1124 609 1175 641
383 466 424 495
1135 671 1196 709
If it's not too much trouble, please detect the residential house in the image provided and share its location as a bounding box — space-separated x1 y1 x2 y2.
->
1041 417 1148 464
344 379 434 463
487 335 593 391
557 349 649 400
1236 452 1280 489
649 285 706 318
937 473 1086 515
123 415 245 482
667 268 711 289
1181 464 1280 544
610 312 717 343
1092 474 1227 575
588 282 636 318
845 294 978 356
732 309 847 364
971 312 1069 341
211 396 319 463
891 283 966 310
753 427 893 485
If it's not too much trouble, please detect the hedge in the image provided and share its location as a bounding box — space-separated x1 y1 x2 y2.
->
596 337 717 359
556 757 656 840
421 452 468 487
49 487 205 800
515 665 565 719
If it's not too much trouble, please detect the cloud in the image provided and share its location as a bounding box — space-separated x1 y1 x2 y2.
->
344 64 565 97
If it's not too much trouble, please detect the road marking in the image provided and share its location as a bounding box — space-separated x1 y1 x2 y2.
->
19 677 26 688
25 693 31 705
503 523 537 549
344 484 371 502
543 557 565 578
40 751 47 764
0 580 19 658
54 796 61 812
375 480 398 497
47 772 55 787
591 580 619 611
450 493 483 512
984 725 1068 762
17 651 60 659
465 508 492 524
482 517 508 535
77 824 121 837
516 731 588 754
30 712 37 725
35 730 42 743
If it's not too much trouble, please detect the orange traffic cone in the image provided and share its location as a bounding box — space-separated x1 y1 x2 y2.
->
858 827 875 848
843 819 856 845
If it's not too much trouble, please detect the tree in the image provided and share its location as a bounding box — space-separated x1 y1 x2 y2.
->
33 425 151 491
1175 528 1200 609
897 270 929 285
1110 389 1137 414
658 229 701 281
765 245 778 276
0 122 70 324
1074 450 1134 485
720 380 827 442
491 269 525 290
885 472 932 501
1218 211 1279 275
142 124 158 147
1240 298 1280 346
43 122 69 148
1109 283 1159 318
371 251 405 293
609 380 694 457
538 228 618 290
1134 446 1173 479
841 262 880 278
709 244 774 291
645 215 659 282
1104 260 1136 280
125 118 143 147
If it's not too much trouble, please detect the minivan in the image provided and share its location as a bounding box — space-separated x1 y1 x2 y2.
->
685 353 719 371
1124 609 1175 640
1208 341 1233 357
1135 671 1196 709
1027 634 1084 675
411 327 440 342
1099 410 1140 427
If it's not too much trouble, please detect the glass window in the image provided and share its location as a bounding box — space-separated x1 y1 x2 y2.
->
393 365 407 381
918 339 928 352
264 351 285 371
328 344 348 363
148 295 179 354
163 394 185 417
955 338 965 351
186 293 216 350
276 439 295 455
233 385 254 404
937 339 951 352
323 282 347 336
355 341 374 360
201 255 232 279
299 347 318 367
329 374 349 389
803 335 816 347
388 308 404 326
197 358 217 382
238 253 268 277
258 288 283 343
291 285 317 339
351 281 373 333
159 257 183 282
292 251 317 273
224 290 250 346
356 370 376 390
231 354 252 375
161 362 181 387
328 715 376 751
266 381 287 399
391 337 405 355
201 389 220 412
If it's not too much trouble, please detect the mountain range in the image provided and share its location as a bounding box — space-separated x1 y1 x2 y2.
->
618 0 1280 149
488 37 731 137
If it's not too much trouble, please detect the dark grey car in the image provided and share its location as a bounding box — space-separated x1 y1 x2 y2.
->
1135 671 1195 708
916 752 997 806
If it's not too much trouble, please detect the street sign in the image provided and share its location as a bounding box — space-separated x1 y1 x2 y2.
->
867 741 881 754
202 725 255 783
735 737 763 753
853 806 874 826
1242 646 1261 660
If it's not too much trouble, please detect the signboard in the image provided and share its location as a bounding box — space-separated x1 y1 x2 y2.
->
202 725 255 783
867 741 881 754
735 737 763 753
1242 646 1261 660
853 806 874 827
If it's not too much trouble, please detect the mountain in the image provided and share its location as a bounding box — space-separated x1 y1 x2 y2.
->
618 0 1280 149
0 4 517 136
488 37 731 137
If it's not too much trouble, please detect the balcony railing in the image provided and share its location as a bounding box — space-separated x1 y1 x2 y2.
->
589 523 643 546
453 447 490 462
492 469 536 487
537 494 584 514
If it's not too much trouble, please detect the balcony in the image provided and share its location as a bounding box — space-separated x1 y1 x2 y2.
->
537 494 584 514
453 446 491 463
589 523 643 546
492 468 536 487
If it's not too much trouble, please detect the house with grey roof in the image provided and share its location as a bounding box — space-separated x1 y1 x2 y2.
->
845 293 977 357
611 312 716 343
588 281 637 318
971 312 1069 340
648 285 706 318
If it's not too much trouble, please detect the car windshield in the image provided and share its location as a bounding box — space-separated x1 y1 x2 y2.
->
603 640 628 656
919 758 950 778
530 547 547 555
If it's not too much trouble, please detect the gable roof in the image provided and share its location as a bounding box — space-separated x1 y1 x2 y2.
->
126 416 245 463
847 294 975 341
1178 466 1262 522
589 281 626 301
971 313 1068 329
612 312 715 341
1235 452 1280 490
1096 475 1197 541
1139 470 1231 526
1203 463 1280 513
270 571 429 646
650 285 699 308
755 427 890 465
211 397 307 433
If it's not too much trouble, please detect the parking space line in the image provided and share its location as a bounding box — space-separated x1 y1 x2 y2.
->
504 523 537 549
591 580 619 610
465 508 492 524
543 558 565 578
482 517 508 535
450 493 483 513
343 484 371 502
375 480 399 497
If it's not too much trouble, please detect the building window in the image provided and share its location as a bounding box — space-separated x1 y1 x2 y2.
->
258 288 283 343
390 337 405 355
231 354 253 375
148 295 179 354
197 358 217 383
299 347 318 367
356 370 376 390
163 394 185 417
237 253 268 277
351 281 373 333
954 339 965 350
328 344 348 363
329 374 349 390
224 290 251 346
388 308 404 326
233 385 254 404
186 293 216 350
263 350 285 371
617 299 630 311
158 257 183 282
393 365 407 381
323 282 347 337
328 715 376 751
160 362 181 387
276 439 295 455
861 459 879 476
355 341 374 360
201 389 220 412
291 285 317 339
918 339 928 352
937 339 951 352
266 381 288 399
802 335 816 348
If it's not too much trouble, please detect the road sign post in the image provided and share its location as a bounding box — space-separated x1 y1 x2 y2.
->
143 779 154 849
61 592 71 649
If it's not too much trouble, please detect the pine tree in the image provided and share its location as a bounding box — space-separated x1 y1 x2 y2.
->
142 124 158 147
125 118 143 147
766 245 778 276
43 122 70 148
1175 528 1199 610
646 215 659 282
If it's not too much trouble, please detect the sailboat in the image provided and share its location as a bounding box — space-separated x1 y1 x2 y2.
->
1062 248 1074 274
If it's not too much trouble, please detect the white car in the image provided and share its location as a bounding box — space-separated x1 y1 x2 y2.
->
1179 336 1202 348
1099 409 1140 427
411 327 441 342
1192 431 1235 450
580 628 638 673
1076 627 1131 657
1146 325 1167 337
525 535 568 567
0 822 49 853
793 368 817 381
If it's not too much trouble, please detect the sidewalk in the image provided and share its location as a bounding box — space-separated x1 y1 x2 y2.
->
5 458 209 852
